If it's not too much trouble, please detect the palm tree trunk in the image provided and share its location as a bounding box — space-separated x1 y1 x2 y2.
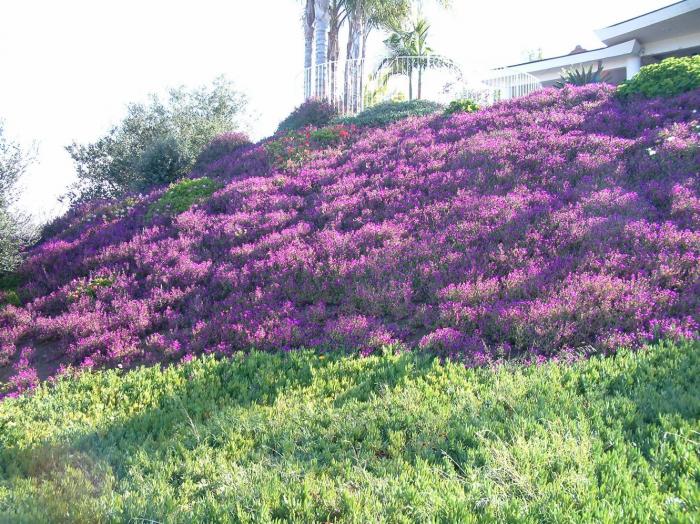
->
314 0 330 98
328 2 340 103
304 0 315 99
418 66 422 99
346 3 364 113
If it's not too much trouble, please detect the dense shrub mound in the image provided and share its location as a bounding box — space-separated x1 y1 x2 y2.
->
277 98 338 132
618 55 700 99
1 85 699 395
334 99 443 127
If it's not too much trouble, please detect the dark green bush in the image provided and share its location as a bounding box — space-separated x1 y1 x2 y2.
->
147 177 221 220
135 136 189 190
617 55 700 99
334 100 444 127
195 132 252 168
443 98 480 116
277 99 338 133
0 272 21 308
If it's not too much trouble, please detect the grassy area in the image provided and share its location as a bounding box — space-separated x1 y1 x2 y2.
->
0 340 698 523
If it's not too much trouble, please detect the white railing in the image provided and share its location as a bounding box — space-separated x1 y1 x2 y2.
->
449 69 543 106
301 56 542 116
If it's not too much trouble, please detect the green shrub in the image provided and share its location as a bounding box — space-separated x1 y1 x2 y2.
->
134 136 189 190
265 130 313 170
265 125 354 170
0 272 20 308
443 98 480 116
309 125 353 147
277 99 338 133
68 276 115 301
0 288 20 308
334 99 444 127
617 55 700 99
195 132 251 168
147 177 220 220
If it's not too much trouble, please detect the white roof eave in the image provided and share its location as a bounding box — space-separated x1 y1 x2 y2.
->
595 0 700 45
509 40 641 74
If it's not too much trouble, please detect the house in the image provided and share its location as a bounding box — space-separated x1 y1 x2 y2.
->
506 0 700 86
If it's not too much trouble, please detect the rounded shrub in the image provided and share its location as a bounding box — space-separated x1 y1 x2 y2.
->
277 99 338 133
135 136 189 189
443 98 480 116
335 100 443 127
617 55 700 99
195 132 252 168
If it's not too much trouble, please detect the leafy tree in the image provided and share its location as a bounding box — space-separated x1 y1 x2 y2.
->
64 76 249 205
0 121 35 274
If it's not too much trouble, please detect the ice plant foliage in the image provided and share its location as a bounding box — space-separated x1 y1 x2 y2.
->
1 85 699 396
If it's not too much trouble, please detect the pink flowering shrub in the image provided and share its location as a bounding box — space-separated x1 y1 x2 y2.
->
1 85 699 396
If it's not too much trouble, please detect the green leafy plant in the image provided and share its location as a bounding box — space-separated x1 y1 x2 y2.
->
0 272 21 308
309 125 353 147
443 98 480 116
265 125 355 170
334 99 443 127
265 130 313 170
277 99 338 133
68 276 115 301
617 55 700 99
147 177 221 220
554 63 606 88
0 288 20 307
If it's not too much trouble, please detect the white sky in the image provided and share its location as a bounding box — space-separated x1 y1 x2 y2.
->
0 0 672 220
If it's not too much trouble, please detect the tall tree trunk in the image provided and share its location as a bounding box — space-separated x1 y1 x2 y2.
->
360 23 370 111
418 66 422 99
345 3 364 113
314 0 330 98
327 1 341 103
304 0 315 99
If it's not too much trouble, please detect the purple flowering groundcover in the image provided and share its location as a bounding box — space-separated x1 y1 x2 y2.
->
1 85 699 396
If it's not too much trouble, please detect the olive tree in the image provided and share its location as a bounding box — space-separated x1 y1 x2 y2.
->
0 121 35 273
64 76 249 206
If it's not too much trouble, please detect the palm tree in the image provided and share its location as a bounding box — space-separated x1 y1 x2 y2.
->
344 0 411 111
378 17 443 100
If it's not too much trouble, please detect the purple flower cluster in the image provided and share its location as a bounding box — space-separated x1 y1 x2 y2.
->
2 85 699 395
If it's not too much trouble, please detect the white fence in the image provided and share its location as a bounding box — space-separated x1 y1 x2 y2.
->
301 56 542 116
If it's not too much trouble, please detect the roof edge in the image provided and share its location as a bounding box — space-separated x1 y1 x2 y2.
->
595 0 700 45
507 40 640 71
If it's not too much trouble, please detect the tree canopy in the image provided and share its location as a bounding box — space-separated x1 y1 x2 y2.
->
64 76 249 206
0 122 35 273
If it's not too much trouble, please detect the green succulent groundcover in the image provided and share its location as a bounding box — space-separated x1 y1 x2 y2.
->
1 339 698 523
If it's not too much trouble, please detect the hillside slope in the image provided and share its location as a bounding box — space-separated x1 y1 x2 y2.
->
1 85 699 395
